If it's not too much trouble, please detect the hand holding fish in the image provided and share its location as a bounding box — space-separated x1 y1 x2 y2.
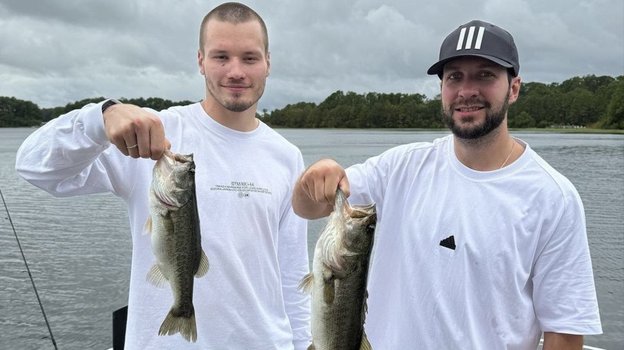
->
103 103 170 160
293 158 350 220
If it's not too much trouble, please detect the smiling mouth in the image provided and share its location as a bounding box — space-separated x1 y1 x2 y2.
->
223 82 250 88
455 105 484 112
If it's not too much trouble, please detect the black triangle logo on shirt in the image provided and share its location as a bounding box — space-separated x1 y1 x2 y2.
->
440 235 456 250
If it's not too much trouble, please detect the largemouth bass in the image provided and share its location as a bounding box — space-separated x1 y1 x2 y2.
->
146 150 209 342
300 189 376 350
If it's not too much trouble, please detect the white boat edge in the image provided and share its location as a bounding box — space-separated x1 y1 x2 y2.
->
107 341 607 350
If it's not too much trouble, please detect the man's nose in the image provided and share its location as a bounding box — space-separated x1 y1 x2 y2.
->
226 58 245 79
458 80 479 99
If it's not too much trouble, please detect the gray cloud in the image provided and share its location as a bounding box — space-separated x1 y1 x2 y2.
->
0 0 622 111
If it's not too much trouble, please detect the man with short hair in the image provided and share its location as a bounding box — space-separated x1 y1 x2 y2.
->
16 2 311 349
292 20 602 349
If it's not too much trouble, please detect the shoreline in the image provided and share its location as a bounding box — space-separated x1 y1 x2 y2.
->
2 125 624 135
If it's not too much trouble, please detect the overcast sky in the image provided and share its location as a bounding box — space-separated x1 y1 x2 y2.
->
1 0 622 111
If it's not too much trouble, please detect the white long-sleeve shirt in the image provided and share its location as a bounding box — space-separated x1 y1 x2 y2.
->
16 101 311 349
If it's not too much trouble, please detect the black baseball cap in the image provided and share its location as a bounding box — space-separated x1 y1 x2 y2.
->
427 20 519 78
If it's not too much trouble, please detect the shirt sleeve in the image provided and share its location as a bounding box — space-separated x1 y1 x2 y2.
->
278 153 312 350
532 183 603 335
346 146 398 207
15 100 135 198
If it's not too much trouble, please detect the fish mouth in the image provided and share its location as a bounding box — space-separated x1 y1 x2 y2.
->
163 150 193 164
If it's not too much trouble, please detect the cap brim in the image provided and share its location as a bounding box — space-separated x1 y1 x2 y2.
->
427 54 514 77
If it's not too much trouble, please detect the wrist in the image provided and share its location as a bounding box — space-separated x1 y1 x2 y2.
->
101 99 120 114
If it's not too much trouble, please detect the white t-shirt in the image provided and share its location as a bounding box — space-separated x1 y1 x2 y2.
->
346 135 602 350
16 102 311 349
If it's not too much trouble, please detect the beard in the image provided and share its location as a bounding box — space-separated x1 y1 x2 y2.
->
206 79 265 113
442 92 510 140
222 99 255 112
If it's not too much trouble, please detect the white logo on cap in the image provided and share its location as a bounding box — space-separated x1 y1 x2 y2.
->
456 26 485 50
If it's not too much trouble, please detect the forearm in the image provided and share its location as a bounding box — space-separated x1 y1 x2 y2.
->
15 101 114 194
542 332 583 350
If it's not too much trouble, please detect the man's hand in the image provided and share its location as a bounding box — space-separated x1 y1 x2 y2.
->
292 158 349 219
103 103 170 160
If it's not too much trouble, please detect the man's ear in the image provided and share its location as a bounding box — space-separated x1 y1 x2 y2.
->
509 76 522 104
198 50 205 76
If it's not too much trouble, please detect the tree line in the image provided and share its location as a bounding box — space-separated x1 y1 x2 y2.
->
1 75 623 129
264 75 624 129
0 97 195 127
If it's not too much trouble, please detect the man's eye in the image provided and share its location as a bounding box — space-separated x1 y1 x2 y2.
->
447 73 461 81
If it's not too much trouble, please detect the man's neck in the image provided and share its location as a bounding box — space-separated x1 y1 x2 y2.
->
453 129 519 171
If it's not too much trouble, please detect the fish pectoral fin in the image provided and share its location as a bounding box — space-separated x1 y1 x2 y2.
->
146 264 168 288
322 278 336 304
332 267 348 280
360 331 372 350
298 273 314 293
143 217 152 235
195 249 209 278
307 343 316 350
320 264 337 303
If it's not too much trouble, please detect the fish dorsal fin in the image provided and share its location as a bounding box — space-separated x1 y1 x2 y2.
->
298 273 314 293
146 264 168 288
360 331 372 350
195 249 209 278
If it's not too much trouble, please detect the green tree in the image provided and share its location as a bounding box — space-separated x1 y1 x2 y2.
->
598 79 624 129
509 111 536 128
0 97 42 127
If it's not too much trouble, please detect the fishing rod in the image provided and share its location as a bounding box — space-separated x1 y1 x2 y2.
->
0 188 58 350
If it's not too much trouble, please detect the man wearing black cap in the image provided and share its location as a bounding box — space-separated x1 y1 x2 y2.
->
292 20 602 349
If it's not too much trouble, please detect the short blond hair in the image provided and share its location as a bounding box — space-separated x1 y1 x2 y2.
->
199 2 269 54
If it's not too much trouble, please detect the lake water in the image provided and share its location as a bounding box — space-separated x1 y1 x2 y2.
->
0 128 622 349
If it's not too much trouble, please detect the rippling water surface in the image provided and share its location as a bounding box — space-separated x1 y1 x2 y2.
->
1 128 622 349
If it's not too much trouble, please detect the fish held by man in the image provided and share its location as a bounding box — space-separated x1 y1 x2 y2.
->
145 150 209 343
300 188 376 350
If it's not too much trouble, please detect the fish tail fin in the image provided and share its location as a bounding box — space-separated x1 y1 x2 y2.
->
195 249 209 278
159 306 197 343
360 331 372 350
